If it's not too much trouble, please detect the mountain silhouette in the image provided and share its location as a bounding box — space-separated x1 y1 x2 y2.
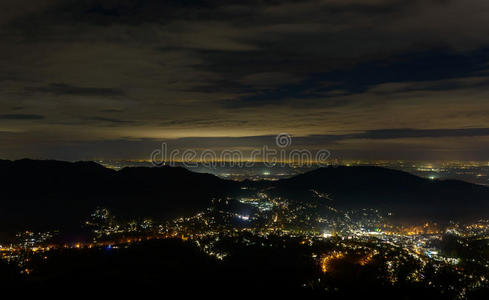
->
270 166 489 222
0 159 236 238
1 160 489 239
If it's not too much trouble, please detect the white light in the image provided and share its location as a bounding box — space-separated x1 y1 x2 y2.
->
237 215 250 221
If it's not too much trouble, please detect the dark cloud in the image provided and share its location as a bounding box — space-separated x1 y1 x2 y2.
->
356 128 489 139
27 83 124 97
303 128 489 143
163 127 489 147
0 114 45 120
100 109 124 113
159 119 249 127
86 116 134 124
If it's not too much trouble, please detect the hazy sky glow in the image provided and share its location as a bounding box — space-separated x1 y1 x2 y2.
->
1 0 489 160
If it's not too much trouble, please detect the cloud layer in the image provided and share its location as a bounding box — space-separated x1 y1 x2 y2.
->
1 0 489 160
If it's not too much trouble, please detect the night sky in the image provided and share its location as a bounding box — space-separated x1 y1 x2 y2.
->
1 0 489 160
